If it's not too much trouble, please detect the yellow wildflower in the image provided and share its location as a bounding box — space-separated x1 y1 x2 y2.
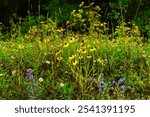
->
63 42 69 48
69 55 75 61
72 60 78 66
81 49 87 54
57 28 64 33
90 47 96 52
69 37 75 43
78 54 83 59
57 57 63 61
87 55 92 59
18 44 24 49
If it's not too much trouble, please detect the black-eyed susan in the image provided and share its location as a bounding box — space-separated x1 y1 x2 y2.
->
87 55 92 59
81 49 87 54
63 42 69 48
69 54 75 61
90 47 96 52
69 37 75 43
72 60 78 66
57 57 63 61
78 54 83 60
18 44 24 49
57 28 64 33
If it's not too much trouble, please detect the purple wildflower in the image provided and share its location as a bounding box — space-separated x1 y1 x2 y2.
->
120 85 125 89
112 81 116 84
27 69 33 75
127 86 131 89
100 73 104 76
97 85 102 89
110 87 115 90
118 78 125 83
101 85 105 89
89 77 93 81
100 80 104 84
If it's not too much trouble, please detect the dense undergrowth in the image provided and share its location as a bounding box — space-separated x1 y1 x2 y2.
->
0 3 150 100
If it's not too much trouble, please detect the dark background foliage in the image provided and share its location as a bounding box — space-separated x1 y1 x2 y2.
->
0 0 150 38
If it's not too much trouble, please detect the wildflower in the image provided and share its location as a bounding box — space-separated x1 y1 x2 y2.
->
11 56 15 59
97 85 102 89
34 84 37 86
81 49 87 54
63 42 69 48
69 37 75 43
100 80 104 84
72 60 78 66
26 74 33 79
27 69 33 75
45 60 50 64
127 86 131 89
12 70 16 75
78 54 83 59
0 74 3 76
118 78 125 83
89 77 93 81
57 28 64 33
87 55 92 59
60 83 64 87
100 73 104 76
120 85 125 89
100 78 104 84
110 87 115 90
26 69 38 100
18 44 24 49
39 78 43 82
57 57 63 61
101 85 105 89
112 81 116 84
69 55 75 61
90 47 96 52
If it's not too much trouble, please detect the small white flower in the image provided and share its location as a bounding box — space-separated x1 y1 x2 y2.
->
11 56 15 59
12 70 16 75
45 60 50 64
0 74 3 76
39 78 43 82
60 83 64 87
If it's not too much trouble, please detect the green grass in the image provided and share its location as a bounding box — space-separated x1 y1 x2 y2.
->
0 4 150 100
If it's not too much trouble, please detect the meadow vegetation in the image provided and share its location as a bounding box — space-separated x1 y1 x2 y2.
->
0 3 150 100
